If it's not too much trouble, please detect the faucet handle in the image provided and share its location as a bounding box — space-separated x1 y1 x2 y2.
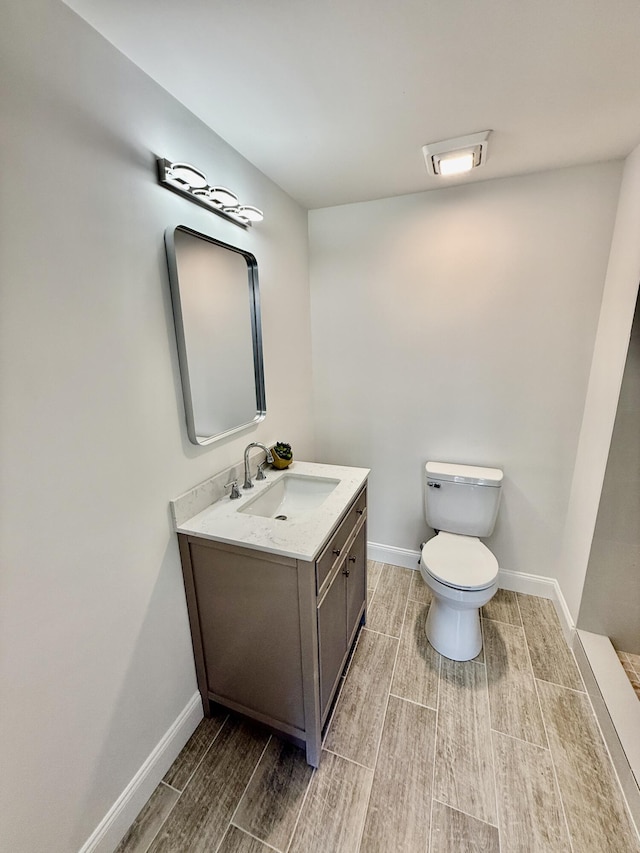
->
224 480 241 500
256 462 267 481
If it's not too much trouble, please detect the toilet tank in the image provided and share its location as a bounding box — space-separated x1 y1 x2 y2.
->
425 461 503 537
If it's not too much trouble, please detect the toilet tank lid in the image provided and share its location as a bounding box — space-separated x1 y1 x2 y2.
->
425 461 503 487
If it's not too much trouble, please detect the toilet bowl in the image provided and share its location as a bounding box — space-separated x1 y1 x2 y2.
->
421 461 503 661
420 532 498 660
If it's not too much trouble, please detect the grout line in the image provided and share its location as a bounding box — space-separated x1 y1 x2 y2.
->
228 822 282 852
388 691 437 712
321 746 374 771
366 560 382 594
137 789 181 853
431 797 499 831
174 712 230 793
488 726 551 751
226 735 272 834
407 594 432 605
322 623 367 746
361 625 402 640
355 567 412 852
283 762 316 853
482 616 502 853
511 596 548 750
426 633 441 853
515 594 576 853
321 677 345 747
136 714 230 853
534 675 587 695
481 615 523 628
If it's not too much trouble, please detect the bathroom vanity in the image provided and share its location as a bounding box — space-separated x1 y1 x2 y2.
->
171 461 369 766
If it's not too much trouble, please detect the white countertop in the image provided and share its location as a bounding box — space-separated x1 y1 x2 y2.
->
172 461 370 561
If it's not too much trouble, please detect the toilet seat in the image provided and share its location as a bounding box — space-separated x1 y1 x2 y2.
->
421 532 498 591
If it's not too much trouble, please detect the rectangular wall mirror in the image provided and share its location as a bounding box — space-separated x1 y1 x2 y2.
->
165 225 266 446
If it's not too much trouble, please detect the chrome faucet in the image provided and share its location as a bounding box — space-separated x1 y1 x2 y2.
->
243 442 274 489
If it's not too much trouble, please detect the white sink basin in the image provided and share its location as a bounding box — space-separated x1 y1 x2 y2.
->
239 473 340 520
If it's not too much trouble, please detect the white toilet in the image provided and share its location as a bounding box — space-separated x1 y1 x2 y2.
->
420 461 503 661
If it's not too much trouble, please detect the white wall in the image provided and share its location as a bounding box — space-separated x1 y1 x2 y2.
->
559 143 640 621
309 164 622 580
0 3 314 851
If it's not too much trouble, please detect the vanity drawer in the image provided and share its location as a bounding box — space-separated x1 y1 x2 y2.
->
316 486 367 591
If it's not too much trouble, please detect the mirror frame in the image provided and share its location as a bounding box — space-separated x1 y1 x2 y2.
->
165 225 266 446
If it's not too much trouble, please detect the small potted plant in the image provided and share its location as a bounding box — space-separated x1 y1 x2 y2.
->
271 441 293 469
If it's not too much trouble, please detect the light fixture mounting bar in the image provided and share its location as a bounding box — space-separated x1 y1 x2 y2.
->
156 159 263 228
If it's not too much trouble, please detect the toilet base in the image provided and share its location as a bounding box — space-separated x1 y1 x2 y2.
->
425 598 483 661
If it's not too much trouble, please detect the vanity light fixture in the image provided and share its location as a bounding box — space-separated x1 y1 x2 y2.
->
157 158 263 227
422 130 491 178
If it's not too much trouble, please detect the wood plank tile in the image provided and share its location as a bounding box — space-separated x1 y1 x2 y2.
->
481 588 521 626
409 568 433 605
367 560 383 592
115 783 179 853
537 679 640 852
391 598 440 709
483 619 547 747
232 738 313 851
324 628 398 768
517 594 584 691
359 696 436 853
430 800 499 853
217 825 275 853
288 750 372 853
148 716 269 853
623 651 640 676
434 658 497 825
493 731 571 851
162 707 228 790
365 564 412 637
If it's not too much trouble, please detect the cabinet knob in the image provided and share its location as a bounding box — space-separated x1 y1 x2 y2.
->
333 548 341 556
348 556 357 563
342 567 350 577
356 509 364 516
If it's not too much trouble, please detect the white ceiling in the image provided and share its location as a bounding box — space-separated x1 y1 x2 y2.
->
64 0 640 209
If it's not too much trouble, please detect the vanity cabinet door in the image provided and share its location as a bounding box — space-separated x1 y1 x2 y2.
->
317 558 348 720
346 523 366 649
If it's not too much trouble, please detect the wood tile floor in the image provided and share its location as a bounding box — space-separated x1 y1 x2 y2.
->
116 563 640 853
617 650 640 700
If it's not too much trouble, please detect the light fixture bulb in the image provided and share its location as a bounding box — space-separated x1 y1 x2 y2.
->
236 205 263 223
208 187 238 207
438 152 475 176
167 162 208 189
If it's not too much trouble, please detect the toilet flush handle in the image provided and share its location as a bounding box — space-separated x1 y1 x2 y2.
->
427 481 441 489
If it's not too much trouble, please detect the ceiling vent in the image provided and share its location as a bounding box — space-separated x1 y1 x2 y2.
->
422 130 492 177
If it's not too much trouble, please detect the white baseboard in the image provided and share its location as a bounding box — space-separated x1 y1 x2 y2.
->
79 692 203 853
367 542 575 640
498 568 575 642
367 541 421 570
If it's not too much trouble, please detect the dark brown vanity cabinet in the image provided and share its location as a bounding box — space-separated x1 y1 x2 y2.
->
177 484 367 767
